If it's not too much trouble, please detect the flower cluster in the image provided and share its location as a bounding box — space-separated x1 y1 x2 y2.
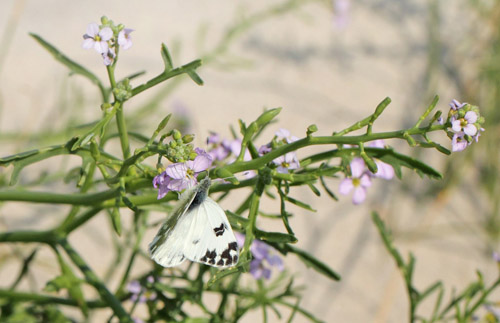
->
444 99 485 152
127 276 156 303
339 140 394 205
82 16 133 66
235 232 284 280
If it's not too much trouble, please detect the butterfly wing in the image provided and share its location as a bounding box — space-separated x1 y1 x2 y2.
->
148 188 198 267
183 197 239 268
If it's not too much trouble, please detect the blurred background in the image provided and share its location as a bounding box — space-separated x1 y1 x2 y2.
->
0 0 499 322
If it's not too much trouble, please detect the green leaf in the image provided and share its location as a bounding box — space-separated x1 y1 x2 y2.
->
187 70 204 85
30 33 104 91
109 208 122 236
282 195 316 212
256 230 297 244
276 244 341 281
366 147 442 180
161 43 173 71
371 212 405 268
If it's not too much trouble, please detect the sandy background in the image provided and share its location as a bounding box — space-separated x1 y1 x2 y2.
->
0 0 497 322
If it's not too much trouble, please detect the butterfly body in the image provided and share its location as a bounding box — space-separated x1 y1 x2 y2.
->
149 177 239 268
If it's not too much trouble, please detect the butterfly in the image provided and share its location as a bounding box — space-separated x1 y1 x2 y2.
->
149 177 239 268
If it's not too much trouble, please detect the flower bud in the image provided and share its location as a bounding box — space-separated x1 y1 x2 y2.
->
172 129 181 140
182 134 194 143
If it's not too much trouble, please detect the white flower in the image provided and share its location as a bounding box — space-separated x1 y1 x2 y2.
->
118 28 133 50
82 23 113 54
451 111 478 136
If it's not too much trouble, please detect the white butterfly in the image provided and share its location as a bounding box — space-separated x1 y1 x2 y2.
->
149 177 239 268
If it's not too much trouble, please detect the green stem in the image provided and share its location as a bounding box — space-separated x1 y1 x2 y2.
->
0 188 119 205
0 230 56 243
0 289 107 307
216 124 446 175
115 103 131 159
59 238 132 322
131 59 202 97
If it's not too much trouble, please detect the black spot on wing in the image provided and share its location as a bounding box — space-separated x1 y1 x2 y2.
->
213 223 226 237
220 242 239 266
192 239 200 245
200 249 217 265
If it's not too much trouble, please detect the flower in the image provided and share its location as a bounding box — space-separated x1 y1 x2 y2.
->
366 140 394 180
102 48 116 66
82 23 113 54
127 279 156 303
273 152 300 173
451 111 478 136
333 0 350 29
165 152 213 192
275 128 299 143
152 148 213 198
235 233 284 280
153 172 171 199
339 158 372 204
118 28 133 50
449 99 467 110
451 133 468 152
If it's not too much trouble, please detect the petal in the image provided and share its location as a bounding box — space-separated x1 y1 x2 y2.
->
350 158 366 178
451 120 462 133
166 179 189 192
359 174 372 188
82 38 95 49
463 123 477 136
367 140 385 148
352 187 367 204
465 111 477 123
339 178 353 195
86 23 99 36
165 163 188 180
234 232 245 248
374 161 394 180
94 41 108 54
99 27 113 41
275 128 290 139
191 154 212 172
276 165 289 174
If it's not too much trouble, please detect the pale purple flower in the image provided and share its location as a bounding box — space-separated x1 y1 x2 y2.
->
133 318 144 323
102 48 116 66
373 160 394 180
258 144 272 156
228 139 251 161
207 132 221 145
449 99 467 111
118 28 133 50
273 152 300 173
153 172 171 199
485 304 500 321
339 158 372 204
333 0 350 29
473 127 485 143
437 117 444 125
82 23 113 54
365 140 394 180
235 232 284 280
451 133 468 152
275 128 299 143
366 140 385 149
493 251 500 263
165 153 213 191
127 280 156 303
451 111 478 136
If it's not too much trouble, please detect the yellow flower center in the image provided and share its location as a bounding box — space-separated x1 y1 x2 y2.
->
352 177 360 187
